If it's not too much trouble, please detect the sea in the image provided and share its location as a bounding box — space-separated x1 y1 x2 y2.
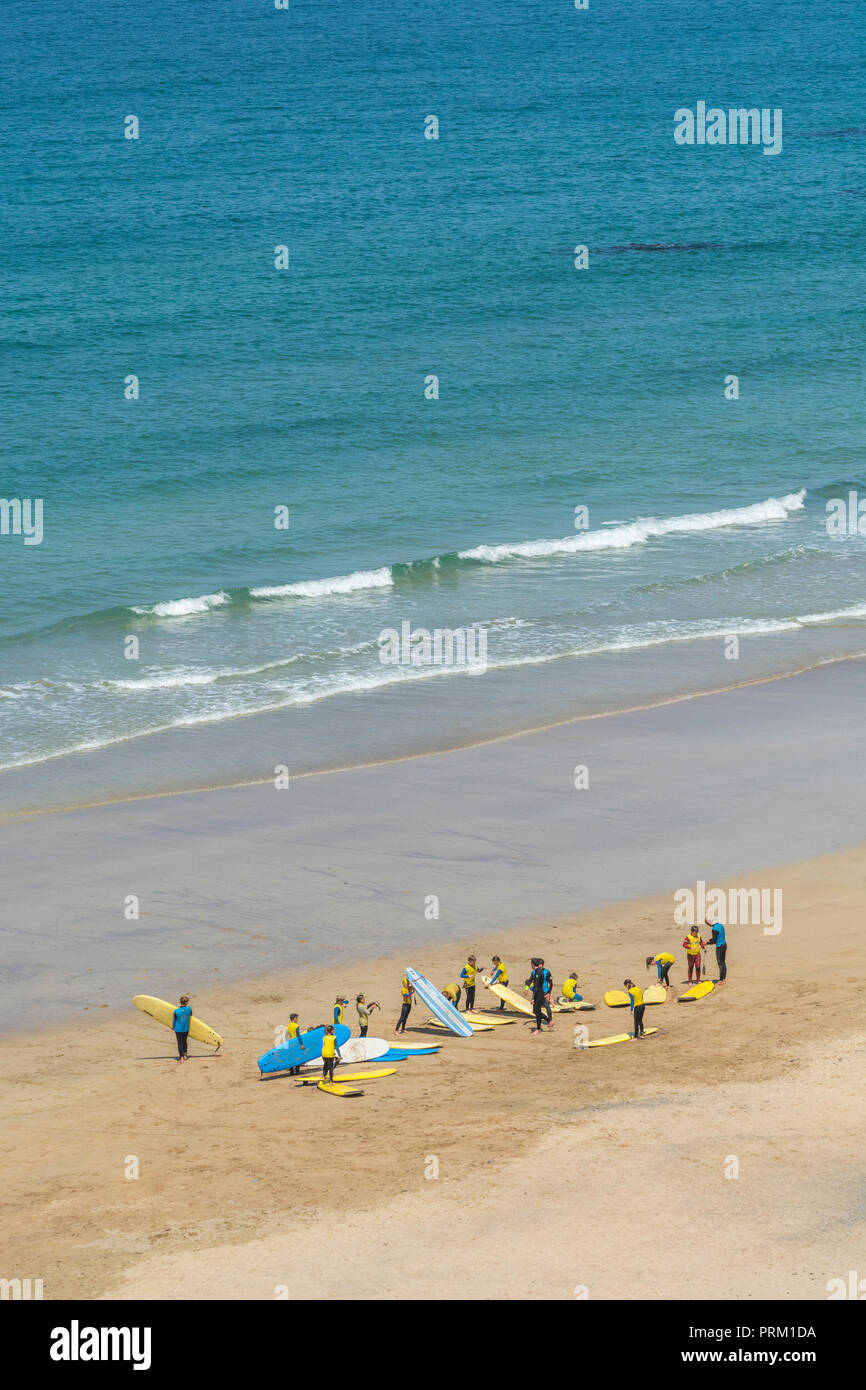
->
1 0 865 815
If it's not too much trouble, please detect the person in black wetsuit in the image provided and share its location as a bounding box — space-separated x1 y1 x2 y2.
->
528 958 554 1036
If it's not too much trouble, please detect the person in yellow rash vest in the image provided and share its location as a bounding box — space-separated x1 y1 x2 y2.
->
396 975 414 1034
321 1024 342 1084
442 982 462 1010
487 956 509 1010
460 955 485 1011
624 979 646 1038
286 1012 306 1076
559 972 582 1003
646 952 676 989
682 928 707 984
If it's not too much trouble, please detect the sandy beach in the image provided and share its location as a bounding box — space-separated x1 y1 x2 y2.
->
2 664 865 1301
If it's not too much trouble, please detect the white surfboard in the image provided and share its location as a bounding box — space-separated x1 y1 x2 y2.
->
299 1036 388 1070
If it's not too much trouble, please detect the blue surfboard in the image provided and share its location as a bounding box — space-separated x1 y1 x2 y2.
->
380 1046 440 1061
406 967 474 1037
258 1023 351 1075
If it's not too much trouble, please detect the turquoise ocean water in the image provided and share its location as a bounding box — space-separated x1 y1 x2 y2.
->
1 0 865 812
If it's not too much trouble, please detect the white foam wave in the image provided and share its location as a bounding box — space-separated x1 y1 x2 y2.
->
459 490 807 563
796 602 866 624
131 591 230 618
250 567 393 600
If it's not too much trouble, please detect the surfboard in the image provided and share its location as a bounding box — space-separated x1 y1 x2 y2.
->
258 1023 351 1075
603 989 631 1008
332 1036 388 1063
318 1081 364 1097
463 1012 516 1026
425 1017 494 1032
299 1068 396 1084
553 999 595 1012
406 967 474 1037
579 1027 659 1048
678 980 715 1002
644 985 667 1004
480 976 536 1016
133 995 223 1049
378 1047 438 1061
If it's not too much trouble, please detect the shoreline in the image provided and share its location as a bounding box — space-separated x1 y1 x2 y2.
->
4 656 866 1035
3 636 861 817
3 644 861 828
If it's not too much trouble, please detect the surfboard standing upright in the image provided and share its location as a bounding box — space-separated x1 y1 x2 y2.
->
406 967 474 1037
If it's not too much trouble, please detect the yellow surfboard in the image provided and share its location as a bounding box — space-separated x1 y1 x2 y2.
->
553 999 595 1012
580 1027 659 1048
463 1012 516 1026
644 984 667 1004
678 980 715 1002
318 1081 364 1097
299 1068 396 1084
425 1017 494 1032
480 976 536 1016
603 989 631 1008
133 995 223 1048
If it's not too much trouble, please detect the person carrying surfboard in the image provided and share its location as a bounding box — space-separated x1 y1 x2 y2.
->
683 927 707 983
321 1024 342 1084
624 979 645 1038
704 915 728 983
646 952 676 989
355 994 380 1036
460 956 485 1011
286 1012 308 1075
488 956 509 1011
172 995 192 1062
396 975 414 1034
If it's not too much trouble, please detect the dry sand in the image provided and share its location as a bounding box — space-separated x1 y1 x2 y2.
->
2 845 863 1301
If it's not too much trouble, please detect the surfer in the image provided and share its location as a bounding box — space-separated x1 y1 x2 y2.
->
646 952 676 988
683 927 707 983
460 955 485 1011
529 959 554 1035
321 1024 341 1084
624 979 645 1038
559 971 582 1004
442 982 462 1009
333 995 349 1026
488 956 509 1010
704 915 728 983
286 1012 307 1075
355 994 380 1036
172 995 192 1062
396 975 414 1034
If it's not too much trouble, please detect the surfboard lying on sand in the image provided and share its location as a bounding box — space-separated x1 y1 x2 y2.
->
133 995 223 1049
678 980 715 1002
463 1012 516 1026
644 985 667 1004
425 1017 494 1032
579 1028 659 1048
407 967 474 1036
603 989 631 1008
333 1036 388 1062
378 1047 437 1061
258 1023 351 1075
299 1068 396 1085
318 1081 364 1097
480 976 536 1016
553 999 595 1012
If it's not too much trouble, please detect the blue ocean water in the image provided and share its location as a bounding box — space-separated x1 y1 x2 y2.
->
1 0 865 809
